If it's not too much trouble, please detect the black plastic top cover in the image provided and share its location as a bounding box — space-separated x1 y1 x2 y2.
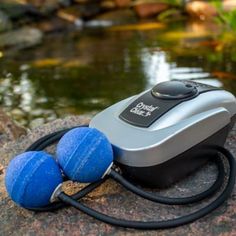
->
119 80 220 128
152 81 198 99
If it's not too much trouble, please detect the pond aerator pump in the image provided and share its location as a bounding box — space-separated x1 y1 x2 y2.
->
90 79 236 188
5 80 236 230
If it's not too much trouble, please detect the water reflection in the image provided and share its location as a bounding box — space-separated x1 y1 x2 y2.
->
141 47 222 89
0 22 235 128
142 48 171 88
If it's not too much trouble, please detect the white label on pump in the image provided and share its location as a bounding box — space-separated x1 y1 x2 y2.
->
130 102 159 117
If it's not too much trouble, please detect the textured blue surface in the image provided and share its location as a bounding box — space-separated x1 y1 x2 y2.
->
56 127 113 183
5 151 63 208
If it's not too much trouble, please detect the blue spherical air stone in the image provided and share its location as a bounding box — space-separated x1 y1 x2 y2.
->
56 127 113 183
5 151 63 208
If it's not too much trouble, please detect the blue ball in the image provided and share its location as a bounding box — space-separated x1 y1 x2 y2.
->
5 151 63 208
56 127 113 183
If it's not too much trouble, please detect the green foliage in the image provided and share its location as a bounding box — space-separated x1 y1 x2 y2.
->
157 8 185 22
210 0 222 11
219 10 236 31
136 0 183 7
211 0 236 32
161 0 183 7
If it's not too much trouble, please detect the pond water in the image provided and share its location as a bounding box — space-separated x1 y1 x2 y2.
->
0 20 236 128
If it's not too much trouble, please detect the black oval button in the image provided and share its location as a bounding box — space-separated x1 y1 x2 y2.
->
151 81 198 99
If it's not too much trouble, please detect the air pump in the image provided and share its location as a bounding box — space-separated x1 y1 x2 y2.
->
90 80 236 187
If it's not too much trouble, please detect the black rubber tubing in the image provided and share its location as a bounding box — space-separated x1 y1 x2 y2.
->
58 146 235 229
25 125 88 152
24 126 235 229
109 155 225 205
27 178 106 212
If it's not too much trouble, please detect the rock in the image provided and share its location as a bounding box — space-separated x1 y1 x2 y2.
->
62 179 121 199
0 1 40 19
85 19 113 28
35 17 72 33
133 0 170 18
2 0 67 16
26 0 60 14
57 4 101 21
11 109 25 120
0 109 26 146
19 64 31 71
73 0 92 3
186 1 218 20
100 0 117 10
0 164 3 175
114 0 131 8
0 115 236 235
29 118 46 129
79 3 102 19
57 7 82 24
0 10 12 32
58 0 72 7
0 27 43 49
93 9 137 25
0 116 91 167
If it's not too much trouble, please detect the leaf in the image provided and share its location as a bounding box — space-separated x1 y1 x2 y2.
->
162 31 212 40
198 40 223 51
32 58 63 67
108 22 166 31
158 8 184 22
212 71 236 80
63 59 88 68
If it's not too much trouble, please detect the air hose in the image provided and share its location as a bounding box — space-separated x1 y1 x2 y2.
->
25 125 236 229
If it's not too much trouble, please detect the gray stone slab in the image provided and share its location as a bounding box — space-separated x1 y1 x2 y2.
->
0 115 235 236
